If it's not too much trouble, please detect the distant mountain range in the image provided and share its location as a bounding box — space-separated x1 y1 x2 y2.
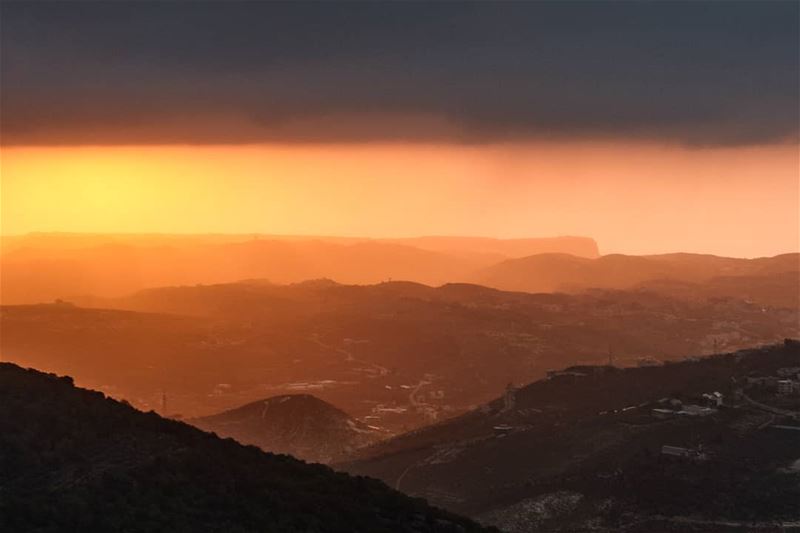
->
0 233 598 303
0 362 491 533
475 252 799 303
341 341 800 531
190 394 382 464
2 233 796 311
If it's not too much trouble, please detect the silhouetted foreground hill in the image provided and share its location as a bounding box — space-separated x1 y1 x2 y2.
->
191 394 382 464
0 363 492 533
343 341 800 531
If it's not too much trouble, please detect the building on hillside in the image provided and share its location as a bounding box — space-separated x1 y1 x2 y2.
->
777 380 795 395
503 383 518 411
777 367 800 379
701 392 724 407
652 408 677 419
661 445 708 461
661 445 691 458
746 375 778 388
680 404 717 417
492 424 513 436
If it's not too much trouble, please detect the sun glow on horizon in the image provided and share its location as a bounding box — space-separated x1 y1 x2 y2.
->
2 142 798 257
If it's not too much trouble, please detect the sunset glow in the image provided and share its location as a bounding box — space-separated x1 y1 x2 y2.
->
1 2 799 529
3 142 797 257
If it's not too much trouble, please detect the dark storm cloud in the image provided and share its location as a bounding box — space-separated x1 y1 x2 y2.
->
1 1 797 146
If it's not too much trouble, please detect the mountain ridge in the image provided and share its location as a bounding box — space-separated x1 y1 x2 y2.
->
0 234 598 304
474 252 800 297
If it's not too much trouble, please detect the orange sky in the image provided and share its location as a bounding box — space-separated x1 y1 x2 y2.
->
1 142 798 257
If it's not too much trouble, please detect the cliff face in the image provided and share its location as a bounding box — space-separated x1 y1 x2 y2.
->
0 362 492 533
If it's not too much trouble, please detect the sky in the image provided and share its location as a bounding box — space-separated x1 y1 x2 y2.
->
1 1 798 257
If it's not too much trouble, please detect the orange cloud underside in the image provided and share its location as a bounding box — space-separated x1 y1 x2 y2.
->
1 142 797 257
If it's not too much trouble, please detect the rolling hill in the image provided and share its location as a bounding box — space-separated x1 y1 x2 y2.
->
190 394 382 464
0 362 492 533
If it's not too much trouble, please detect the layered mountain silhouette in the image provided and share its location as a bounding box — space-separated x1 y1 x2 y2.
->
191 394 382 463
0 233 597 304
342 341 800 531
3 233 796 311
0 362 491 533
3 280 797 434
474 252 800 297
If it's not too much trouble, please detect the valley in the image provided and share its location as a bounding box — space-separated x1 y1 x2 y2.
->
2 275 797 436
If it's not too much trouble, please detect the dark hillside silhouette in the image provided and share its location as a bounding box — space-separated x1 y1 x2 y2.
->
342 341 800 531
0 363 492 533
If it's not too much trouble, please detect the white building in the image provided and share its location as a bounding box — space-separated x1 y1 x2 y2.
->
680 404 717 417
777 380 795 395
661 445 708 461
702 392 724 407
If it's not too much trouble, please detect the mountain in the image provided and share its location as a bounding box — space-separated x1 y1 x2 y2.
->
0 232 599 259
0 232 598 304
385 236 599 259
474 252 800 300
0 362 492 533
5 231 794 308
190 394 382 464
341 341 800 531
3 281 797 435
638 270 800 309
0 238 470 304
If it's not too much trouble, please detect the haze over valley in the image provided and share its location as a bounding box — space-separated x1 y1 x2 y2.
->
2 240 798 436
